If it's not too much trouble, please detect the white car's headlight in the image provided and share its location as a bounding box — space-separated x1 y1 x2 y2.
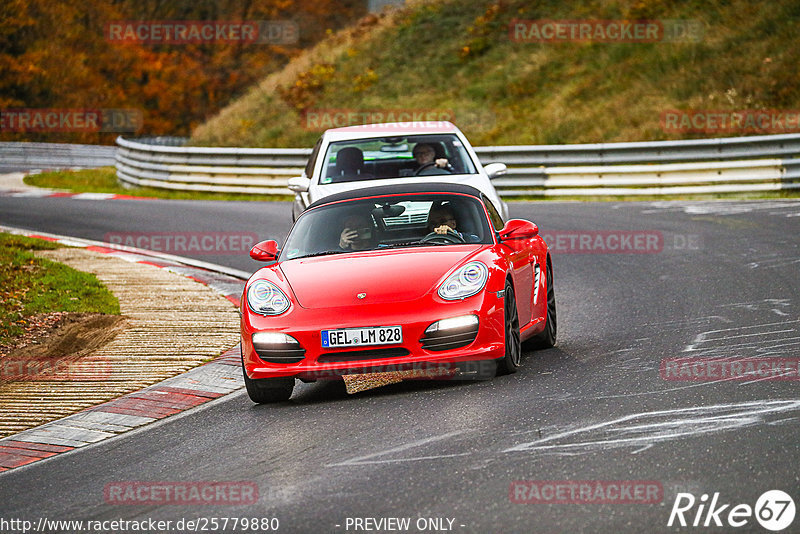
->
247 280 290 315
438 261 488 300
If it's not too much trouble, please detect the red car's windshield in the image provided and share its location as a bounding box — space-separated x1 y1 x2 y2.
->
281 194 493 260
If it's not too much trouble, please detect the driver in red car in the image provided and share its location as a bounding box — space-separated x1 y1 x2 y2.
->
427 204 480 243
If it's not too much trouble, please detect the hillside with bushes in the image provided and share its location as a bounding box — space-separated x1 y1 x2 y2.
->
191 0 800 147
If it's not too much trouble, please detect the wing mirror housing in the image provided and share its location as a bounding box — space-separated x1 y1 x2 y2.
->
484 162 507 181
287 176 311 193
498 219 539 241
250 240 279 262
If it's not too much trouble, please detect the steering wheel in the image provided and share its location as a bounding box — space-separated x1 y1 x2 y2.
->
414 162 437 176
420 229 466 244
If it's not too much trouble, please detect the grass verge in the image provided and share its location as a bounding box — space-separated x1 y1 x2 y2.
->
0 233 120 347
24 167 292 202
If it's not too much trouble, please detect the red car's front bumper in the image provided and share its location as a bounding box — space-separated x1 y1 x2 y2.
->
241 290 506 381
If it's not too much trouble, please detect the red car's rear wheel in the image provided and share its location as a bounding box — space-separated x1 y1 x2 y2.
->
527 259 557 350
497 281 521 375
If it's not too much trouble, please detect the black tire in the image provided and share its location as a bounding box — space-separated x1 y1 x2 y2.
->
243 368 294 403
496 281 522 375
526 259 557 349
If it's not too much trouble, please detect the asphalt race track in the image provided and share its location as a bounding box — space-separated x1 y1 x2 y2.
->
2 194 800 533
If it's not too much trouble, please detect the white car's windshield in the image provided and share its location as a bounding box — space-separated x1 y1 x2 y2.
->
319 134 478 184
281 193 492 260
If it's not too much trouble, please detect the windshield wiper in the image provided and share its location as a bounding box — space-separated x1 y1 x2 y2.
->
376 241 439 249
292 250 349 259
293 241 448 258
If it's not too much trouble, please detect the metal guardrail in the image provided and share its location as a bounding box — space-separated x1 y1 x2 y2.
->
0 142 116 170
783 158 800 180
115 136 306 194
474 133 800 196
492 159 787 195
116 133 800 196
473 133 800 165
9 134 800 196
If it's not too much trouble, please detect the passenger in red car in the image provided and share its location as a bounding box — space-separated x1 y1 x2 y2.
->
338 213 375 250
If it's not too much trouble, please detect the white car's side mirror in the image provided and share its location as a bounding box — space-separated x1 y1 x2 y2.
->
484 162 507 180
287 176 311 192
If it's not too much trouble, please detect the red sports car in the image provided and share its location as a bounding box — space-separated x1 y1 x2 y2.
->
240 183 556 403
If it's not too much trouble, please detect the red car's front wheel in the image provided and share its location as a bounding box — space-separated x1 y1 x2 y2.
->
243 363 295 403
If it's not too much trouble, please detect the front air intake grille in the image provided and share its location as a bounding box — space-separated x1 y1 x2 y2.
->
317 348 410 362
254 343 306 364
420 325 479 352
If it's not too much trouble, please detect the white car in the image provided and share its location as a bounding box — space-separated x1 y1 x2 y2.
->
287 122 509 221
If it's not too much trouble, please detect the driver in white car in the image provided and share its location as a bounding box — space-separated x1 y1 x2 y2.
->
412 143 451 175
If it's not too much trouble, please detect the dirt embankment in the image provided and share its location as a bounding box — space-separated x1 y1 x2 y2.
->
1 312 127 366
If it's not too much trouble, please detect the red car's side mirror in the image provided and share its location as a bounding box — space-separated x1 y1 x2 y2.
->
249 240 279 262
498 219 539 241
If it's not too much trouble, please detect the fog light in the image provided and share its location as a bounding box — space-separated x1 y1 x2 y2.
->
252 332 305 363
252 332 298 346
425 315 479 334
421 315 480 352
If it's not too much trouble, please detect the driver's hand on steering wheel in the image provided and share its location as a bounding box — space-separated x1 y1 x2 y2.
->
434 224 455 235
435 158 449 169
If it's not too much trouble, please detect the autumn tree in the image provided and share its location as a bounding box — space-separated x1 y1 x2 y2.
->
0 0 366 143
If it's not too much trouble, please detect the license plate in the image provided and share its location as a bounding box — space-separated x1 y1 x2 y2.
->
321 326 402 348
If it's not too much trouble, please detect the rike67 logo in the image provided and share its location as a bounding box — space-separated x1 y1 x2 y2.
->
668 490 795 531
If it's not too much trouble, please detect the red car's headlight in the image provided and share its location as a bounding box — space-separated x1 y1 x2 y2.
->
438 261 488 300
247 280 290 315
